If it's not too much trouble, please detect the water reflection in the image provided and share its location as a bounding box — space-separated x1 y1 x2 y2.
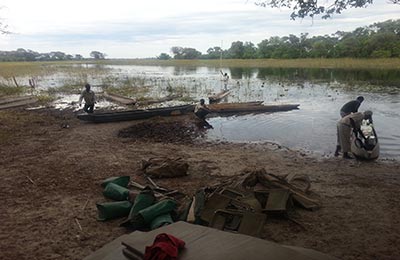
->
255 67 400 88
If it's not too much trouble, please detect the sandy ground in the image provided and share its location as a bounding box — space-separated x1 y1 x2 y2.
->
0 108 399 260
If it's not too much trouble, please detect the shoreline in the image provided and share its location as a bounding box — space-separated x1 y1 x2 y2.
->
0 108 399 260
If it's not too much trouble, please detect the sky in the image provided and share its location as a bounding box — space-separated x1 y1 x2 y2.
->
0 0 400 58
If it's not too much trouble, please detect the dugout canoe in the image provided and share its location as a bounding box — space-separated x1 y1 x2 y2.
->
209 102 300 113
102 92 137 106
77 104 195 123
0 96 38 110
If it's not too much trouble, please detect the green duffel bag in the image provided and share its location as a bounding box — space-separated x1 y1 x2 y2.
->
130 189 156 215
103 183 130 201
139 199 177 224
101 176 130 188
120 188 156 227
96 201 132 221
150 213 173 230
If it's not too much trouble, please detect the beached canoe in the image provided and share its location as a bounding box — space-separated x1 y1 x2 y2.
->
77 104 195 123
0 96 38 110
209 103 300 113
102 92 137 106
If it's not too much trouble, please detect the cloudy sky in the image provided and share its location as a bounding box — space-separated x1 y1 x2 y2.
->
1 0 399 58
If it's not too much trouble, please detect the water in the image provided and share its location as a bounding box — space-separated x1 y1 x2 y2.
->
2 64 399 159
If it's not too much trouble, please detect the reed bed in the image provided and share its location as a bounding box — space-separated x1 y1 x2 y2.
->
98 58 400 70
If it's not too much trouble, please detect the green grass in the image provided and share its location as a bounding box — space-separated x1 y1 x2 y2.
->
0 85 27 97
2 59 400 78
47 85 83 95
0 61 110 79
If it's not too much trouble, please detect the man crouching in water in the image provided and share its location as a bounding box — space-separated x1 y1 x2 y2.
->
79 83 96 113
335 110 373 159
194 99 213 129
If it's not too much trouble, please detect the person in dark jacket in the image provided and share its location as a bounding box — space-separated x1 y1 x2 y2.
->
340 96 364 118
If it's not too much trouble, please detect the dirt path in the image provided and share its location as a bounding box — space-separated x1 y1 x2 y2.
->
0 108 399 260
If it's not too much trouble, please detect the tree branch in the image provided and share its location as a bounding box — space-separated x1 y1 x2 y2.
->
255 0 375 19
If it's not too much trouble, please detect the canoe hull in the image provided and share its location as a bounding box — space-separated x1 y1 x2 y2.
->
77 104 195 123
209 103 300 113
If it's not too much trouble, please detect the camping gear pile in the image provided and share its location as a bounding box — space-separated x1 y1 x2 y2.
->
181 167 320 237
96 162 320 238
96 176 180 231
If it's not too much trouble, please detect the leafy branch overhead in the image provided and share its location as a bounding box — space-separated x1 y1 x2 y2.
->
0 7 10 34
255 0 381 19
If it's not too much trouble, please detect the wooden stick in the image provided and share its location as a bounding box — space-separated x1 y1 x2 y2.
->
12 77 19 88
129 181 146 190
145 175 159 189
75 218 83 232
26 176 35 184
82 199 89 211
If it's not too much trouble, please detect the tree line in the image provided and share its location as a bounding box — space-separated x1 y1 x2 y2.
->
159 19 400 60
0 49 106 62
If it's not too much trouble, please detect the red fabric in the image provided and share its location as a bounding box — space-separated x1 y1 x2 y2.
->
144 233 185 260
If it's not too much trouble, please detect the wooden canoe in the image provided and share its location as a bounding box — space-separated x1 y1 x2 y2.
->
77 104 195 123
0 96 38 110
102 92 137 106
138 95 181 106
209 103 300 113
208 90 231 104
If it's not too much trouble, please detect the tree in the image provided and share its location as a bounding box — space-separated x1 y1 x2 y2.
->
205 47 223 59
170 47 202 59
171 46 184 59
227 41 245 58
157 53 171 60
255 0 390 19
243 42 257 59
90 51 106 60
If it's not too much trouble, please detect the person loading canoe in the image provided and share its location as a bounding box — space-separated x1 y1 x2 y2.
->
194 99 213 129
79 83 96 113
335 110 373 159
340 96 364 118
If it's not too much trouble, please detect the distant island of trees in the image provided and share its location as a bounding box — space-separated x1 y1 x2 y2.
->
1 19 399 62
159 19 400 60
0 50 106 62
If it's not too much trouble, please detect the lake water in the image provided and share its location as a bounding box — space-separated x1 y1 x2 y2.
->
5 64 400 160
103 65 400 160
